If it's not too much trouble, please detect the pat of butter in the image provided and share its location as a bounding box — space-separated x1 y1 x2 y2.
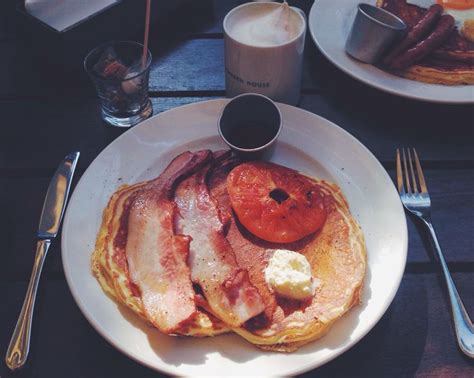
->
264 249 316 300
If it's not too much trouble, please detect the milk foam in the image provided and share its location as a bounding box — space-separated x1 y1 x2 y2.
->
228 2 302 47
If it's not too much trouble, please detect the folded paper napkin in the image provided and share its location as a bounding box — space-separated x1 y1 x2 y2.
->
25 0 118 32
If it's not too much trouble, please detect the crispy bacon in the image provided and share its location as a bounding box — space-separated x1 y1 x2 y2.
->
207 156 278 323
125 150 212 333
175 153 265 327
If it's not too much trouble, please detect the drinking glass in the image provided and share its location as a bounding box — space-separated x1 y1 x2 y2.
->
84 41 153 127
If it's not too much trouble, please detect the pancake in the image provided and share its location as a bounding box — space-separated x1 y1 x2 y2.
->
208 157 367 352
92 151 366 351
91 175 229 337
377 0 474 84
402 58 474 84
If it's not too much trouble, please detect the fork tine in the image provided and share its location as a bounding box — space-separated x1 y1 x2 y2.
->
413 148 428 194
396 148 404 193
407 148 418 193
401 148 412 193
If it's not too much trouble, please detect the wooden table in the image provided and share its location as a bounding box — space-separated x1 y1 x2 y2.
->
1 1 473 376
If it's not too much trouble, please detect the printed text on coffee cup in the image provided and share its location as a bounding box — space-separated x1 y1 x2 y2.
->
226 68 270 88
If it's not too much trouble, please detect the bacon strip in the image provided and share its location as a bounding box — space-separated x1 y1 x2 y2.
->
125 150 212 333
175 152 265 327
207 156 277 324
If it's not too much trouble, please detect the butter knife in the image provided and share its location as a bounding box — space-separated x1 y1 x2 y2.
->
5 151 80 370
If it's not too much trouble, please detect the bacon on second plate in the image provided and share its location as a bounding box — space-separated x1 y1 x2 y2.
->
125 150 212 333
175 153 265 327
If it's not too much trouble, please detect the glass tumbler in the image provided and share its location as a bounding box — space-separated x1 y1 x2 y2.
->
84 41 153 127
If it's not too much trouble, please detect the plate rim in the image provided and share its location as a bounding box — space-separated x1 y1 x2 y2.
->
61 99 408 376
308 0 474 104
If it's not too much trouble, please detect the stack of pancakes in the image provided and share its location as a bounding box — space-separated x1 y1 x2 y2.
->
91 150 366 352
377 0 474 84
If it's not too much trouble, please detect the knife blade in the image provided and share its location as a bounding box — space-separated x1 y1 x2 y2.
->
38 152 80 239
5 151 80 371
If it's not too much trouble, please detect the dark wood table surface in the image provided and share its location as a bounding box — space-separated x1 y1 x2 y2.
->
1 0 473 376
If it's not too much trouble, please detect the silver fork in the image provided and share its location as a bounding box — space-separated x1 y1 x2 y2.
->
396 148 474 359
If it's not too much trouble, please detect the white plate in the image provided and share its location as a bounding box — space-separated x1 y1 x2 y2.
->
309 0 474 104
62 99 407 376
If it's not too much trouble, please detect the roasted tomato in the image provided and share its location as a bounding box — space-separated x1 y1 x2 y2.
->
226 161 327 243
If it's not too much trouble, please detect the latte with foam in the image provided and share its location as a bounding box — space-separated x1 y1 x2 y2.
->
226 2 303 47
223 1 307 105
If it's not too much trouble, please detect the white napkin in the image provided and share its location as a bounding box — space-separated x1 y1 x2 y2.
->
25 0 118 32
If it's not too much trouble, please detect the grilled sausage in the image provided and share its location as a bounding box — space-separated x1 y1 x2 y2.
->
383 4 443 65
389 15 455 70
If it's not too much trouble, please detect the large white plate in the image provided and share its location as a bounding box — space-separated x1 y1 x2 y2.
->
62 99 407 376
309 0 474 104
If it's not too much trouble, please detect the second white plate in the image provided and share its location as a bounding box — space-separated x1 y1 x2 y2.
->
309 0 474 104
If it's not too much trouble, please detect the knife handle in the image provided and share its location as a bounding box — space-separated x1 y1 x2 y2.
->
5 240 51 370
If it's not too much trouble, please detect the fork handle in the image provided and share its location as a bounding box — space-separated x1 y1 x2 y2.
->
5 239 50 370
423 220 474 358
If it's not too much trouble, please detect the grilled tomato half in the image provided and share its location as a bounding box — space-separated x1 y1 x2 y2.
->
227 161 327 243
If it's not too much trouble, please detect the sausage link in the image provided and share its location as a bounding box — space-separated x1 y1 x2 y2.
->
389 15 455 70
383 4 443 65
